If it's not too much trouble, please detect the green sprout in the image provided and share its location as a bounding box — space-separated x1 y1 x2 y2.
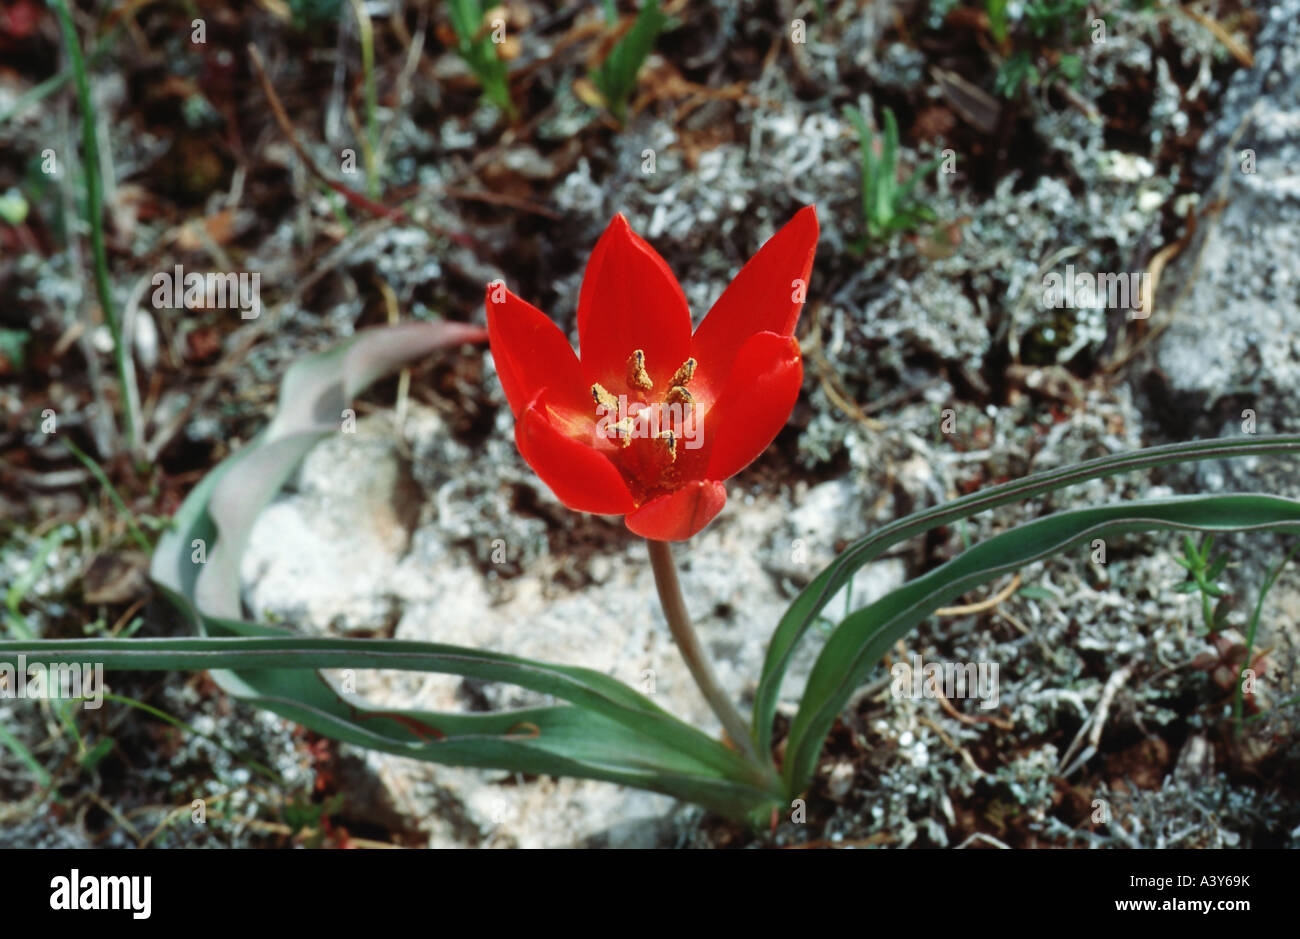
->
1172 534 1232 634
448 0 515 117
591 0 670 124
983 0 1091 98
844 104 942 246
1233 541 1300 733
986 0 1011 43
994 49 1040 98
982 0 1143 99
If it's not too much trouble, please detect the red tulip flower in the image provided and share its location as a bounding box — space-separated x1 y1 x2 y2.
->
487 207 819 542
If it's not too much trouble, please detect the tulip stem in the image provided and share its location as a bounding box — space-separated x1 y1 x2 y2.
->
646 539 765 770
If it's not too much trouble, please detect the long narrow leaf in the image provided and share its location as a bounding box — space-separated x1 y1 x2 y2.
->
753 433 1300 755
0 635 774 816
781 493 1300 794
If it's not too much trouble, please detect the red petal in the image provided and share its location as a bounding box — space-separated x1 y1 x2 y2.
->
515 393 636 515
703 332 802 482
625 480 727 542
691 206 818 388
486 285 590 419
576 215 692 392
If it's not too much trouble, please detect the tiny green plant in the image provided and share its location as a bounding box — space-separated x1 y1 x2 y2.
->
448 0 515 117
982 0 1143 99
993 48 1040 98
983 0 1092 98
1172 534 1232 634
986 0 1011 44
50 0 140 455
844 104 942 246
590 0 670 124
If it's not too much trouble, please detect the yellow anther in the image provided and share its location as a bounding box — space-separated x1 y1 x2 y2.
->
665 385 693 407
611 419 635 447
591 383 620 411
627 349 653 392
669 357 696 387
657 430 676 463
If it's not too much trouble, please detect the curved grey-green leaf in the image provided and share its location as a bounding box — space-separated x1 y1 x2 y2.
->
780 492 1300 795
133 320 776 815
753 434 1300 755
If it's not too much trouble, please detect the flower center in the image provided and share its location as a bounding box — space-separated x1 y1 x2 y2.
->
591 350 700 497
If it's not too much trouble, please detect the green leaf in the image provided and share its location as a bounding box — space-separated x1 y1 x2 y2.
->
1206 555 1228 580
3 633 776 816
995 49 1038 98
843 105 877 229
781 493 1300 795
877 107 899 223
448 0 514 115
986 0 1010 44
1016 585 1058 601
5 525 71 639
80 736 116 771
0 722 51 789
1055 53 1083 84
752 433 1300 759
591 0 670 123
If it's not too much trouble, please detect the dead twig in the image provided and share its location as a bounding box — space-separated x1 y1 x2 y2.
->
1181 6 1254 67
935 573 1022 617
248 44 409 224
934 685 1015 732
1058 661 1136 777
917 715 986 778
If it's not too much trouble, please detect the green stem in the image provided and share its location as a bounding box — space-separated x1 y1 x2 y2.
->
99 692 283 784
62 437 151 551
348 0 379 198
646 538 765 770
1235 541 1300 733
50 0 138 453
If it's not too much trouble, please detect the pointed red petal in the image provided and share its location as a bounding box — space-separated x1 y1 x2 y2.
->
515 393 636 515
703 332 802 482
691 206 818 386
576 215 692 392
625 479 727 542
486 285 590 419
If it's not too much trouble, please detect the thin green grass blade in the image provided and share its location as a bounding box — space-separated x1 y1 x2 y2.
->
0 722 51 789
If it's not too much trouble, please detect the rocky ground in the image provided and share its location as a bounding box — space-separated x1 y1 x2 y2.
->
2 0 1298 848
